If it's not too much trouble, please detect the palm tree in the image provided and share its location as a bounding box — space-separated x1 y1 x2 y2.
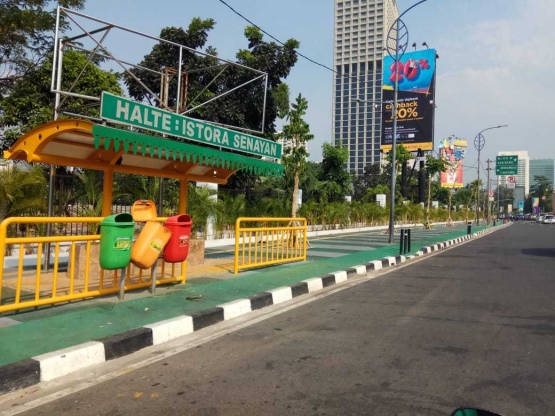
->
75 170 103 218
187 184 218 239
214 193 246 238
349 201 365 227
0 164 46 221
363 203 385 226
298 200 320 228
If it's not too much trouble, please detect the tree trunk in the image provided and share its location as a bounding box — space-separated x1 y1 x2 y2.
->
291 170 299 218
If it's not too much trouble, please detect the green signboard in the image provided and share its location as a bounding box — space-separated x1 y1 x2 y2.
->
496 155 518 175
100 92 282 159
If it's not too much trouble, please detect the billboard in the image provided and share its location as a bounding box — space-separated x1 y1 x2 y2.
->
439 137 467 188
532 197 540 215
381 49 437 152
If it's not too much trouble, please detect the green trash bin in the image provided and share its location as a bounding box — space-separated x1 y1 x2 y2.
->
99 213 135 270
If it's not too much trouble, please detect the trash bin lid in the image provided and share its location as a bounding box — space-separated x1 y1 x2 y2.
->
131 200 157 222
165 214 192 225
102 213 134 224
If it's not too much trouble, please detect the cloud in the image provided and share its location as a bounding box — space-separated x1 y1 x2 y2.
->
434 0 553 173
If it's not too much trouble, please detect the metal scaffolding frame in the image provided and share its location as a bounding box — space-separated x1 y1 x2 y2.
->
51 7 269 133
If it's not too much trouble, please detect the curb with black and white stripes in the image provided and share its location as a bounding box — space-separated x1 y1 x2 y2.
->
0 223 510 394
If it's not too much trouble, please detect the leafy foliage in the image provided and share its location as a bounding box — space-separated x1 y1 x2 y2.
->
0 0 85 92
0 49 122 150
423 155 448 227
125 21 299 134
385 144 412 172
320 143 351 203
530 175 553 212
281 94 313 217
352 163 390 202
0 164 47 220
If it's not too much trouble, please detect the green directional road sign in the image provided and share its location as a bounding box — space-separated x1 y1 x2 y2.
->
496 155 518 175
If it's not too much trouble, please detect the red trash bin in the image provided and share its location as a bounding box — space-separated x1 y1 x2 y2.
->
163 214 193 263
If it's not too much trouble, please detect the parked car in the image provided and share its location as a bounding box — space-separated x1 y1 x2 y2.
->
542 215 555 224
537 214 546 223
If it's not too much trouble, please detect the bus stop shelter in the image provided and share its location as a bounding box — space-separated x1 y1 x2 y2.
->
4 118 283 215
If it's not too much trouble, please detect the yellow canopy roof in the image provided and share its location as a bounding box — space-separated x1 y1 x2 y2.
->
3 119 283 184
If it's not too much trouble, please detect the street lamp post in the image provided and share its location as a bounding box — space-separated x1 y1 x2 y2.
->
385 0 429 243
473 125 508 225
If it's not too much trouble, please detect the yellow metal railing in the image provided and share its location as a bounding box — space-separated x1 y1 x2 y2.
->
234 217 307 274
0 217 186 314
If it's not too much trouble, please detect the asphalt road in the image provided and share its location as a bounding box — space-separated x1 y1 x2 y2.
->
15 222 555 416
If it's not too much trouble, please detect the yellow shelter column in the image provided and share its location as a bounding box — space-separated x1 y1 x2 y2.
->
102 169 114 216
178 177 188 213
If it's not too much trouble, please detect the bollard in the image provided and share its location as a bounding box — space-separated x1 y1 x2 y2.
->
467 222 472 235
407 228 411 253
399 229 405 255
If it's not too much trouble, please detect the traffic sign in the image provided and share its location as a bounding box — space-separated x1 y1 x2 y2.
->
506 175 516 189
496 155 518 175
489 191 495 197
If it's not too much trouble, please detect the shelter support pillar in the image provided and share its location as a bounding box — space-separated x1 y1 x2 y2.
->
102 169 114 216
179 178 188 213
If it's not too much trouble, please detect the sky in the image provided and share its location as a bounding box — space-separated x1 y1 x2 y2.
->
76 0 554 184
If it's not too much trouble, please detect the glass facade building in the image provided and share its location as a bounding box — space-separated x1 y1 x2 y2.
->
333 0 399 174
529 159 554 190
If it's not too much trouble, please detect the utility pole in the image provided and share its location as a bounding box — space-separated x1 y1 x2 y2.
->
486 159 493 224
497 176 501 221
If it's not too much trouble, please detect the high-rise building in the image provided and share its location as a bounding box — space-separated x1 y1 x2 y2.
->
529 159 554 190
333 0 399 175
497 150 530 195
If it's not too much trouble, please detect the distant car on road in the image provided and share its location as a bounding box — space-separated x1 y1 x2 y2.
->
542 215 555 224
537 214 546 223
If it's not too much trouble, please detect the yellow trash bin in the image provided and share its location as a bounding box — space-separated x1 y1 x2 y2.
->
131 221 172 269
131 200 157 222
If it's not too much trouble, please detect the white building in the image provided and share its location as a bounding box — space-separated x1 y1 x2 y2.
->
497 150 530 195
277 137 308 154
333 0 399 174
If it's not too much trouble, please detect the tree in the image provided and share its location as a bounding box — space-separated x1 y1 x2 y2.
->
0 49 122 150
125 22 299 134
320 143 351 203
75 169 102 218
352 163 390 201
453 187 473 221
281 94 313 217
467 180 483 222
0 0 85 93
0 164 46 221
299 161 325 203
214 193 245 238
187 184 218 238
530 175 553 213
128 20 300 201
385 144 411 173
424 155 448 228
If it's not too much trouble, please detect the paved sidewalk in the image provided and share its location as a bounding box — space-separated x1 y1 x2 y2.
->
0 223 502 394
